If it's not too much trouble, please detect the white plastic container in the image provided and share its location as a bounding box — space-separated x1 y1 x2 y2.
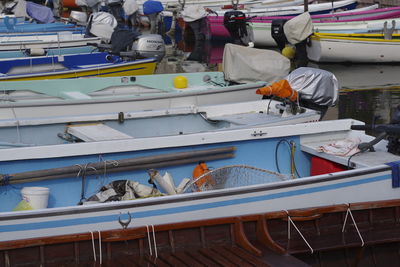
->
21 187 50 210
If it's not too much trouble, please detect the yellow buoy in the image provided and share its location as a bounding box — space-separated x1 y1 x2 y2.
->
282 45 295 59
173 75 188 89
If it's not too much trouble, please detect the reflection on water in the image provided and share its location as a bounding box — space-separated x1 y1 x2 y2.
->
156 32 400 125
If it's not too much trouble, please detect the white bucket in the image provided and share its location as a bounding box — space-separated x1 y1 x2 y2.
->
21 187 50 210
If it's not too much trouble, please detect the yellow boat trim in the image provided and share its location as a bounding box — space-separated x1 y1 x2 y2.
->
0 61 157 81
312 32 400 42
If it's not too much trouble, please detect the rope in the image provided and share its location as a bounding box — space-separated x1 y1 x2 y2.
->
286 211 314 254
146 225 153 256
342 204 365 247
151 224 158 259
90 231 97 262
11 108 21 143
98 230 102 265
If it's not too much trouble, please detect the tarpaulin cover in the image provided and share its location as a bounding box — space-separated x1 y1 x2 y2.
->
286 67 338 106
283 12 313 45
123 0 139 15
143 0 164 15
222 43 290 83
26 1 55 23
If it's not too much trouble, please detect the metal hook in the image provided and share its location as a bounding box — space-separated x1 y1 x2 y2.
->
118 212 132 229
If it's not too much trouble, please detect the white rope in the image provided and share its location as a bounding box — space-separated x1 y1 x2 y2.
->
151 224 158 259
97 230 102 265
11 108 21 143
146 225 153 256
90 231 97 262
286 211 314 254
342 205 365 247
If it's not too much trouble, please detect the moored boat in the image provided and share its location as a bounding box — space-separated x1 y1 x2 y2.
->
1 198 399 266
307 32 400 63
251 18 400 46
0 52 157 81
205 5 400 40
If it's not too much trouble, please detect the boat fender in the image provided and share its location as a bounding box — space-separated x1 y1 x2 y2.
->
281 45 295 59
173 75 188 89
192 161 214 191
28 48 46 56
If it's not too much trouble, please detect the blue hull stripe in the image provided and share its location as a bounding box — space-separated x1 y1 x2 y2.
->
0 174 390 233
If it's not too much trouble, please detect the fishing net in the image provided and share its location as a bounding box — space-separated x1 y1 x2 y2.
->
183 165 287 193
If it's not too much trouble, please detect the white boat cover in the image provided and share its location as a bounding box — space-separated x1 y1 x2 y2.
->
89 12 117 41
283 12 313 45
287 67 338 106
180 5 208 22
123 0 139 16
222 43 290 83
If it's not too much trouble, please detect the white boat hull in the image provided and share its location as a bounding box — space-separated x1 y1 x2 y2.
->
308 36 400 63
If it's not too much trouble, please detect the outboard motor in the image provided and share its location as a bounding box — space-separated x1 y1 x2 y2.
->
256 67 338 120
270 19 287 51
131 34 166 61
110 28 165 61
273 12 313 68
223 10 252 46
350 106 400 156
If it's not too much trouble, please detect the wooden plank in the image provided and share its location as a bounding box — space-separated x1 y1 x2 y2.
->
198 247 239 266
67 123 132 141
158 253 187 266
185 250 220 267
212 247 254 267
225 246 270 267
172 251 204 267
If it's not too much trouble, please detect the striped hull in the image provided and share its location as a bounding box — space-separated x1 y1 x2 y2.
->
0 166 396 242
0 60 157 81
308 35 400 63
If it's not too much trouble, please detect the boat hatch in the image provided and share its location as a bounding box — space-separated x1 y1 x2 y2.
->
66 123 132 141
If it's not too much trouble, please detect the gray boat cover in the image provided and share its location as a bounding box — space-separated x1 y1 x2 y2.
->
222 43 290 83
287 67 338 106
283 12 313 45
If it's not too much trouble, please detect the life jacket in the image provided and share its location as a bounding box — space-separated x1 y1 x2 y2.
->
192 162 214 191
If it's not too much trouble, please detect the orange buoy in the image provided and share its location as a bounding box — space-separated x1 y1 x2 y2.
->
192 162 214 191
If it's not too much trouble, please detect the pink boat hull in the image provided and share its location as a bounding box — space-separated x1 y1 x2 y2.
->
205 6 400 39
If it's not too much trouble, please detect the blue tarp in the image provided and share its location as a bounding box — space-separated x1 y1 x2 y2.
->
26 1 55 23
143 0 163 15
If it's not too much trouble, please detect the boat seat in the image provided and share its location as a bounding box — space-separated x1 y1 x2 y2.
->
66 123 132 142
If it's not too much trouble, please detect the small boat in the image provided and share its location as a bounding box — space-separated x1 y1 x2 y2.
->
0 16 83 33
0 45 98 59
1 198 398 265
214 0 357 17
205 5 400 40
0 52 157 81
0 33 101 51
0 116 399 242
0 72 268 117
251 18 400 46
307 32 400 63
